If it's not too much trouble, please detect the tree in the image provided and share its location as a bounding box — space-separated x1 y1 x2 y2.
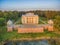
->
0 11 4 18
45 11 57 19
54 15 60 31
0 18 5 26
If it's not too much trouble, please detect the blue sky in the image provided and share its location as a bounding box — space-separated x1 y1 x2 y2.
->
0 0 60 11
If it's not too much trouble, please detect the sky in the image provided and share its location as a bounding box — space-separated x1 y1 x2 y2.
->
0 0 60 11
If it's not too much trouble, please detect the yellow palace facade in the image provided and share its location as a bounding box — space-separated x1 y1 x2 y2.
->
22 13 38 24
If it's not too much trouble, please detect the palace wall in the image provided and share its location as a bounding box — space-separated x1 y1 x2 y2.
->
18 27 44 33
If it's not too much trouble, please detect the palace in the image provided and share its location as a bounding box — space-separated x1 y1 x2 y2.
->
7 13 54 33
22 13 38 24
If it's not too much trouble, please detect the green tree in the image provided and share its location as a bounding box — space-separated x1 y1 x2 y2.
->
0 18 5 26
54 15 60 31
0 11 4 18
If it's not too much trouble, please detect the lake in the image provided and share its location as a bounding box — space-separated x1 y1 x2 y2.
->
4 39 52 45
